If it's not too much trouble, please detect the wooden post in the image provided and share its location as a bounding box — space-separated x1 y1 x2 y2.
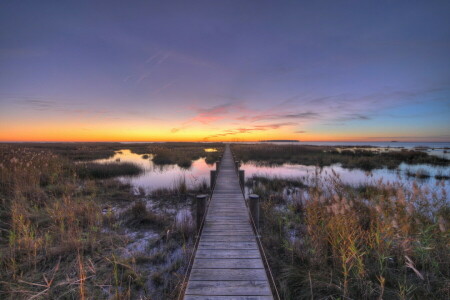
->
210 170 216 189
249 194 260 231
196 194 207 231
235 160 240 170
239 170 245 188
215 161 220 171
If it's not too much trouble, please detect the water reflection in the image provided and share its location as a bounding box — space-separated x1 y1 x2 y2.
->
95 150 215 194
95 149 449 199
241 162 450 198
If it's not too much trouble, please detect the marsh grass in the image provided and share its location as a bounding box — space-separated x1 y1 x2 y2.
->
435 171 450 180
232 144 449 171
0 144 198 299
10 142 224 166
246 175 307 193
405 168 432 179
251 171 450 299
147 143 224 167
0 145 130 299
124 200 168 228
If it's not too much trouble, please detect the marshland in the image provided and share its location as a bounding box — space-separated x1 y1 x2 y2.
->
3 1 450 299
0 142 448 299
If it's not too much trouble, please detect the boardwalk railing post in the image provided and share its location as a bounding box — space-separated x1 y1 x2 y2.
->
210 170 216 189
249 194 260 231
239 170 245 189
215 161 220 171
196 194 207 231
235 160 240 170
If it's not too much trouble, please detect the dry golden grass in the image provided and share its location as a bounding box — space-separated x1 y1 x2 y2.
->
0 144 199 299
255 170 449 299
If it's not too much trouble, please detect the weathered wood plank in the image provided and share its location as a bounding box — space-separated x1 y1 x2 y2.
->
195 249 261 259
197 241 258 250
192 258 264 269
185 296 273 300
189 268 268 281
185 280 272 296
201 235 256 242
202 230 254 235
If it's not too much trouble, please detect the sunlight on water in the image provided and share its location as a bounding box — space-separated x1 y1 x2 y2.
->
204 148 218 152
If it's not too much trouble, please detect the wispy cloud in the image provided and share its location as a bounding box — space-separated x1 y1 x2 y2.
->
8 96 149 121
202 122 296 140
237 111 320 122
170 84 450 139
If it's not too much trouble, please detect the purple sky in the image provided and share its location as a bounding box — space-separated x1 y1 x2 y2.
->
1 0 449 141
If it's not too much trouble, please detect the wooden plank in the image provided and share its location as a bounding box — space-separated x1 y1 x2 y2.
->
197 241 258 250
185 280 272 296
202 230 254 235
204 220 250 225
193 258 264 269
189 268 268 281
201 235 256 242
185 297 273 300
195 249 261 259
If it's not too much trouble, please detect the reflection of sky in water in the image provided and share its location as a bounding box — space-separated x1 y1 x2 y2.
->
95 149 449 199
237 141 450 160
95 150 215 194
241 162 450 198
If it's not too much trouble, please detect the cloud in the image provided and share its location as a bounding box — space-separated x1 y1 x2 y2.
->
335 113 371 121
171 124 190 133
8 96 151 121
202 122 296 140
188 102 247 124
236 111 320 122
17 99 55 110
169 84 450 140
146 51 170 65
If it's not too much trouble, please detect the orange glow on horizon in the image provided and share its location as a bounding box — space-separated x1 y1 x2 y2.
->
1 115 446 143
0 128 442 143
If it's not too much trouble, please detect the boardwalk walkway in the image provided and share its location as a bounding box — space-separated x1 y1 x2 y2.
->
184 145 274 299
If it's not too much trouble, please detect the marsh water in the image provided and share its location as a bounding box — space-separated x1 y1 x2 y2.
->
95 149 450 198
241 162 449 197
94 150 215 194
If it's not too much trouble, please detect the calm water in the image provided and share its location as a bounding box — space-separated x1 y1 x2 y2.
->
95 149 449 198
233 141 450 160
95 150 215 194
241 162 449 198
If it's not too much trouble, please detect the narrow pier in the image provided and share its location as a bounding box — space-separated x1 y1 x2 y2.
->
184 145 274 299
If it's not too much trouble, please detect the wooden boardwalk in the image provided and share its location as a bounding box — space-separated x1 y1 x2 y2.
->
184 145 274 299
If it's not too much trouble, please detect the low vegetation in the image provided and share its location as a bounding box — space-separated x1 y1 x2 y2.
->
245 175 307 194
9 142 225 169
247 171 449 299
232 144 449 171
405 168 431 179
142 143 224 168
0 144 201 299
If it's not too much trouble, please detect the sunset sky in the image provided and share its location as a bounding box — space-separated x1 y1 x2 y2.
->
1 1 449 142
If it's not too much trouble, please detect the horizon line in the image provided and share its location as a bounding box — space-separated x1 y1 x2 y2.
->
1 140 449 144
